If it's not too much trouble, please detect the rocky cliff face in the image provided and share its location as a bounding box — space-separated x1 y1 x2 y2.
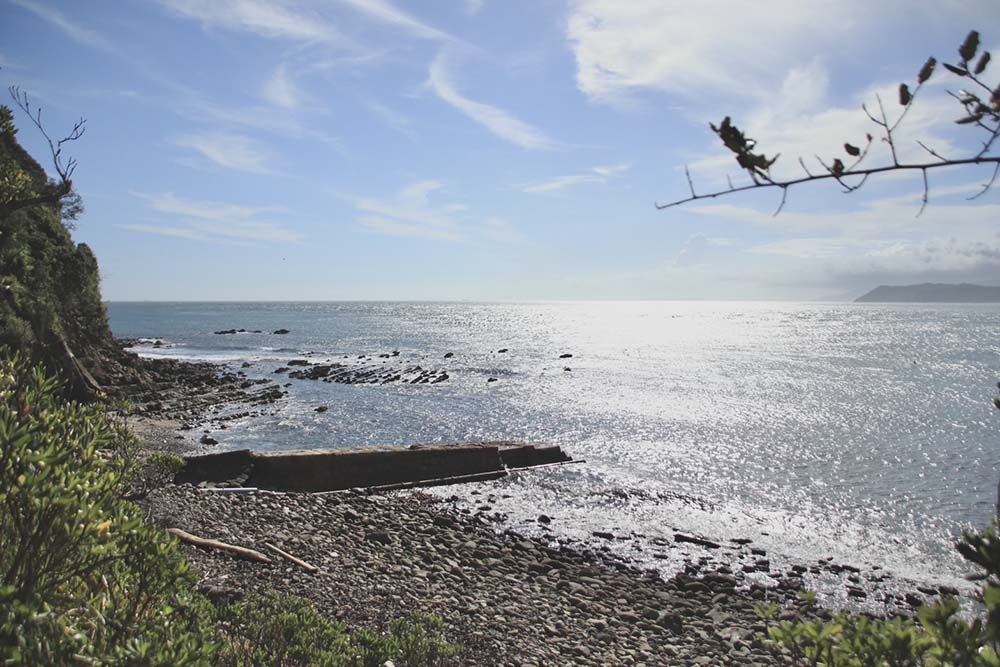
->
855 283 1000 303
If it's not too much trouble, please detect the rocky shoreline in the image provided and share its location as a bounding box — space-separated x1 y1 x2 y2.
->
143 483 822 666
117 343 957 665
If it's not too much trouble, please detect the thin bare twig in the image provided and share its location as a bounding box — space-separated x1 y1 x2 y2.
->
969 162 1000 200
772 186 789 216
917 140 950 162
684 165 696 198
918 168 930 217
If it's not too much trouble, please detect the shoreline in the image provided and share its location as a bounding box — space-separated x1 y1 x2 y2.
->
143 483 821 666
118 343 967 664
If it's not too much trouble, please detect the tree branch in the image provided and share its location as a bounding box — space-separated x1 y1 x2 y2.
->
655 156 1000 210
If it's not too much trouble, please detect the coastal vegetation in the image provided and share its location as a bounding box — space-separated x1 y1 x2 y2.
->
0 350 461 666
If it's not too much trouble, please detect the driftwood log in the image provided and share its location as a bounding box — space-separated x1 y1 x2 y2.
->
167 528 272 564
264 542 318 573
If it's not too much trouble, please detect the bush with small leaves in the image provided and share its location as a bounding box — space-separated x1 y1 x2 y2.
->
0 351 216 666
215 594 461 667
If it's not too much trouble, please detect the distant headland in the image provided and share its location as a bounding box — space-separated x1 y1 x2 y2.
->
855 283 1000 303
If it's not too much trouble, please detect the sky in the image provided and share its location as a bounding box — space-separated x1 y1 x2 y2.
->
2 0 999 301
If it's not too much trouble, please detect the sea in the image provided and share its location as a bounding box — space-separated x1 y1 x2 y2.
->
108 300 1000 607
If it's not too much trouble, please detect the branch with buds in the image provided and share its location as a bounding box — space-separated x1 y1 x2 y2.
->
657 30 1000 216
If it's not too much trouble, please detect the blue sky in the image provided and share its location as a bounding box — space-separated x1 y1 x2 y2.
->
2 0 999 300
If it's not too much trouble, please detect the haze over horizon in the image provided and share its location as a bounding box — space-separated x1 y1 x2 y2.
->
3 0 1000 301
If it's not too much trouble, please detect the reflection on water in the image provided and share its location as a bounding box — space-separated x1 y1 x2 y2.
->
109 301 1000 587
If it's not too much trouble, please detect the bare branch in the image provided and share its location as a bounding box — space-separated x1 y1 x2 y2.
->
917 140 950 162
8 85 86 185
2 86 87 220
772 186 789 217
968 161 1000 200
918 168 930 217
684 165 696 199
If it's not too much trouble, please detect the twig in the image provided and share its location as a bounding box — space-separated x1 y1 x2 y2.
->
264 542 318 573
969 162 1000 201
684 165 696 198
917 140 949 162
918 168 930 217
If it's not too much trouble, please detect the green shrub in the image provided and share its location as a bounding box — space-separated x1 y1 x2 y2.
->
215 594 461 667
0 351 216 666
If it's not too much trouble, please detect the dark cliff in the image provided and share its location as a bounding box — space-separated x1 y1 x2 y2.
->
855 283 1000 303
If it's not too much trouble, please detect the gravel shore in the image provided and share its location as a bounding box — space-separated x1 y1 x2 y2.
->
142 483 821 666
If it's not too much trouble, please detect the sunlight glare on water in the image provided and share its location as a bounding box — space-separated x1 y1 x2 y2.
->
110 300 1000 587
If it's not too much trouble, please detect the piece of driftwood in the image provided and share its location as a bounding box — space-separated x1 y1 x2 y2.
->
167 528 272 564
264 542 318 573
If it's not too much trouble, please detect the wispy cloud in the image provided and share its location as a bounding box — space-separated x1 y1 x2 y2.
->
186 100 342 149
366 100 416 139
261 64 301 110
157 0 342 43
127 192 302 243
337 0 453 40
10 0 116 53
351 180 463 242
173 131 276 174
343 180 521 243
521 163 630 193
428 51 557 150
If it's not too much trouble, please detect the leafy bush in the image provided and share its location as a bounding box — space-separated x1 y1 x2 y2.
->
215 594 461 667
0 351 216 666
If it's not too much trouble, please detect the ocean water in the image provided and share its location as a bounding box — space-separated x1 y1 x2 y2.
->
108 301 1000 600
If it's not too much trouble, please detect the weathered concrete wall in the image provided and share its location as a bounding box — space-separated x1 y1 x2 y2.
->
174 448 253 485
499 445 571 469
176 443 572 492
246 445 503 492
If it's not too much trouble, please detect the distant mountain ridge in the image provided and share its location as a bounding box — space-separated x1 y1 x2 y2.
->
855 283 1000 303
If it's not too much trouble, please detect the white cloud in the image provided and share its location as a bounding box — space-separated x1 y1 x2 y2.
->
351 180 462 241
127 192 302 243
261 65 301 109
345 180 520 243
566 0 863 105
428 51 557 150
336 0 452 40
10 0 116 53
521 163 630 193
464 0 485 15
173 132 275 174
157 0 342 43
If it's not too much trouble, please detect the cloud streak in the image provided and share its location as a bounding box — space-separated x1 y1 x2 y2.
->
127 192 302 243
344 180 521 244
173 131 276 174
157 0 342 43
10 0 116 53
337 0 453 40
521 163 630 193
428 51 557 150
